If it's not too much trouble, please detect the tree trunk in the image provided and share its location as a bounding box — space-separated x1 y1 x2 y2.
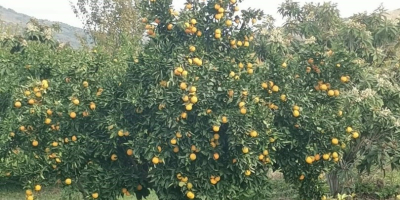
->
327 170 340 197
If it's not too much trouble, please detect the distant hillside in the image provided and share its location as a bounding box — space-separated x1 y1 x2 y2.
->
386 8 400 20
0 5 86 48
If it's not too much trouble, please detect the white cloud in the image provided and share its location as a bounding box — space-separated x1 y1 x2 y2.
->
0 0 399 28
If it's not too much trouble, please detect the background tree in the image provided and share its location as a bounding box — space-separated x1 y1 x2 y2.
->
71 0 143 55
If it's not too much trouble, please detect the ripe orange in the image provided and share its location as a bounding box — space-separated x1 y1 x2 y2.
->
170 138 177 145
293 110 300 117
90 102 96 110
210 178 217 185
280 94 287 101
187 191 195 199
181 112 187 119
245 170 251 176
167 24 173 30
213 153 219 160
190 96 198 104
352 132 359 139
44 118 51 125
305 156 313 164
299 174 305 180
242 147 249 154
272 85 279 92
152 157 160 164
137 184 143 191
189 86 196 93
262 82 268 89
180 82 187 90
34 184 41 191
182 95 189 102
70 112 77 119
65 178 72 185
250 130 258 137
346 127 353 133
32 140 39 147
72 99 79 105
127 149 133 156
212 125 220 132
92 193 99 199
334 90 340 96
240 108 247 114
189 153 196 161
185 104 193 111
323 154 330 160
111 154 118 161
82 81 89 88
327 90 335 96
331 138 339 145
332 152 339 158
189 45 196 52
28 99 35 105
14 101 22 108
221 116 228 123
52 141 58 147
320 84 328 91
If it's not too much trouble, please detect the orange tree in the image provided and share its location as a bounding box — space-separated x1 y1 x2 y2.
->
0 0 284 200
254 1 400 198
0 20 141 200
122 0 277 199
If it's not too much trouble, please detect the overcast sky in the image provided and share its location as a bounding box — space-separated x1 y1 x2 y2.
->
0 0 399 28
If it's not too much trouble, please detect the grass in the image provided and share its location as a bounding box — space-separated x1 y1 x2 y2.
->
1 168 400 200
0 184 159 200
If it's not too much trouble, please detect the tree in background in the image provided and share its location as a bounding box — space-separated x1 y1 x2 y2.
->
257 0 400 197
71 0 143 54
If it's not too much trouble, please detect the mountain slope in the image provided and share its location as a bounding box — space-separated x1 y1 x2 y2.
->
0 5 85 48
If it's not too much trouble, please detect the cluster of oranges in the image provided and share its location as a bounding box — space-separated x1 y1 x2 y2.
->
12 78 102 199
346 126 360 139
183 18 201 35
314 80 341 97
175 173 195 199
